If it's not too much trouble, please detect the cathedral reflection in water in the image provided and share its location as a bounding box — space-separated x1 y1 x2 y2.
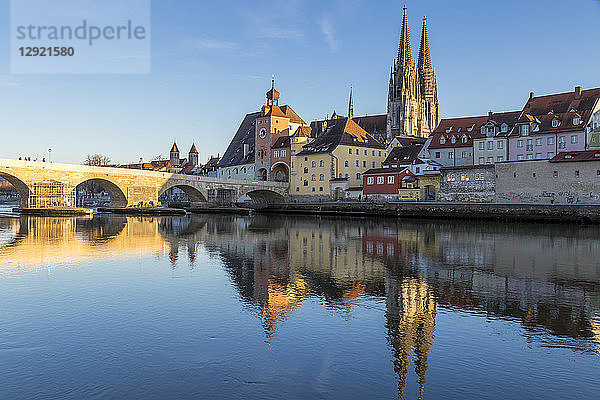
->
1 213 599 397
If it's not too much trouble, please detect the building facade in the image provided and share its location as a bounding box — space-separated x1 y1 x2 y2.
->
473 111 520 164
387 7 438 141
428 116 486 167
293 117 386 198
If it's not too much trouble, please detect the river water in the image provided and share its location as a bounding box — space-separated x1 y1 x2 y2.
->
0 209 599 399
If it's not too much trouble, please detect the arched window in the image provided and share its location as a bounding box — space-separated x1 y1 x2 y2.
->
304 167 309 174
303 180 308 186
319 174 324 181
451 136 456 144
311 174 316 181
344 161 349 167
311 161 316 167
319 160 324 167
440 137 446 145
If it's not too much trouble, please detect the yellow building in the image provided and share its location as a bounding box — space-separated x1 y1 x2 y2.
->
292 117 386 197
398 173 441 201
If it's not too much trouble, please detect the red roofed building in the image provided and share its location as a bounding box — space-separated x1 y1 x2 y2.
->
427 115 487 167
508 86 600 161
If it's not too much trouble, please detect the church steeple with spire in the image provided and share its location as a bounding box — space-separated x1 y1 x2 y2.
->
387 6 439 141
348 85 354 119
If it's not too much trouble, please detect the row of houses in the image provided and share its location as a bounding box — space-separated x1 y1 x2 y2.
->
428 86 600 167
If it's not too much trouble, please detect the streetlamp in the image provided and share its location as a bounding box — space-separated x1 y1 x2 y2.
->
48 148 52 163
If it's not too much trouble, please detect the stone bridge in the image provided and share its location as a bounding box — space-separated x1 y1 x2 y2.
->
0 158 288 208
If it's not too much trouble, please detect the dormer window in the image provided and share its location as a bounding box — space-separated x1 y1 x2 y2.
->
521 124 530 136
451 136 456 144
461 136 468 144
440 137 446 144
552 119 560 128
446 127 452 133
486 126 495 137
573 116 581 125
501 124 508 133
467 126 473 132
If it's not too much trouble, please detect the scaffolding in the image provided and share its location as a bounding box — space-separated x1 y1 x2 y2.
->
29 181 76 208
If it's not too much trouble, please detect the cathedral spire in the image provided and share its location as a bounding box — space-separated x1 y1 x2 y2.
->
348 85 354 119
418 16 432 72
397 5 413 69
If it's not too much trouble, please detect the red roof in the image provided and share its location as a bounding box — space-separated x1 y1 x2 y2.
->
429 115 488 149
189 143 198 154
549 150 600 163
170 142 179 153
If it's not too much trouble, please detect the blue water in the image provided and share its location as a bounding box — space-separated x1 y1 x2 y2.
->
0 214 599 399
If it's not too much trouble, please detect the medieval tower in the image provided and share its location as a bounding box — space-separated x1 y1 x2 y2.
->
387 6 439 141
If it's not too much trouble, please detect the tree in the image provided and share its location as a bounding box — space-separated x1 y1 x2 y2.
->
84 154 111 166
152 154 166 161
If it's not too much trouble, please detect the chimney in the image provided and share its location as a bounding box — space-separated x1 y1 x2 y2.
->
529 92 534 100
488 110 493 118
575 86 582 99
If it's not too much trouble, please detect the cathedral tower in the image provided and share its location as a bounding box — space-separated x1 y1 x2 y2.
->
387 6 438 142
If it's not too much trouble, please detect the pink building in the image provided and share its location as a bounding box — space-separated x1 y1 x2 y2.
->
508 86 600 161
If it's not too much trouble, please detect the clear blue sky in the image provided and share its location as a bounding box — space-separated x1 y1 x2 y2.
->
0 0 599 164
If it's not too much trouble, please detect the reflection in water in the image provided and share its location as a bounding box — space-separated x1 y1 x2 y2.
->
0 214 599 398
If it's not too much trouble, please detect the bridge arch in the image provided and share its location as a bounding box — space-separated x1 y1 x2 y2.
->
0 171 30 207
271 162 290 182
239 188 286 205
75 178 128 208
158 183 208 204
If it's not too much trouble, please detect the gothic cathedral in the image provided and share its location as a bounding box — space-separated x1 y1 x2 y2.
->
387 6 439 141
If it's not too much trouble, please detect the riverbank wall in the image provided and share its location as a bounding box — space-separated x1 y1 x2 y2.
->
256 202 600 223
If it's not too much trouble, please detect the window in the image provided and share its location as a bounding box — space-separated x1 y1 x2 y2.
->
521 125 530 135
526 139 533 151
296 187 299 192
345 173 349 178
319 187 323 192
274 151 279 158
535 153 542 159
488 141 494 150
348 148 352 154
363 161 367 168
319 174 324 181
575 170 580 177
487 157 493 164
497 141 503 149
451 137 456 144
372 162 375 168
281 150 286 157
535 138 542 146
440 137 446 145
304 157 308 161
597 170 600 176
319 160 324 167
573 116 581 125
460 174 466 181
364 150 367 156
291 150 295 155
461 151 468 158
479 142 485 150
312 187 315 192
501 124 508 133
517 154 524 160
356 173 361 179
497 156 504 162
553 171 558 178
552 119 560 128
462 136 468 144
378 151 382 156
367 177 374 184
449 152 454 159
303 180 308 186
527 154 533 160
304 167 309 174
356 160 359 167
415 166 421 173
377 176 384 184
479 157 485 164
558 136 566 149
344 161 349 167
372 151 375 156
311 174 316 181
355 149 359 155
435 152 440 158
312 161 316 167
387 176 394 184
547 137 555 145
517 140 523 148
547 152 555 158
571 135 578 144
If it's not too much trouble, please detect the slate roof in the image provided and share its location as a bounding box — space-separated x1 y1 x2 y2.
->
384 144 423 165
218 112 260 168
352 114 387 134
363 166 412 175
549 150 600 163
297 117 384 155
272 136 291 149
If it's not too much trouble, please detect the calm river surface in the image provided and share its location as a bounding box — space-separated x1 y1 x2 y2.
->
0 209 599 399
